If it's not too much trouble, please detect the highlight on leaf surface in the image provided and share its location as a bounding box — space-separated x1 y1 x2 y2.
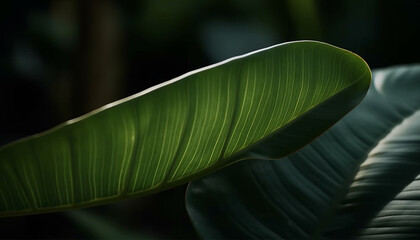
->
0 40 371 217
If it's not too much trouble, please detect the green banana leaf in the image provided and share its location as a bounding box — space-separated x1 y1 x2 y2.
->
0 41 370 217
186 64 420 239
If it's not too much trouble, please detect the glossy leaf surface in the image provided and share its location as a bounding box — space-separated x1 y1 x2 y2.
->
186 65 420 239
0 41 370 217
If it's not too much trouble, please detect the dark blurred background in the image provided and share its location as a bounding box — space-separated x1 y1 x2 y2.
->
0 0 419 239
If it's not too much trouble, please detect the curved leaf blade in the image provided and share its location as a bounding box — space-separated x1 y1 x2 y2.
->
352 111 420 240
327 66 420 239
186 65 420 239
0 41 370 217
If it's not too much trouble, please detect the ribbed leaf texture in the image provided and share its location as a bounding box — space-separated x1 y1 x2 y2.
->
0 41 370 217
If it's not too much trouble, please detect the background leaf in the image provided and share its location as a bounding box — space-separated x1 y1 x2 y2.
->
186 64 420 239
66 209 157 240
0 41 370 217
